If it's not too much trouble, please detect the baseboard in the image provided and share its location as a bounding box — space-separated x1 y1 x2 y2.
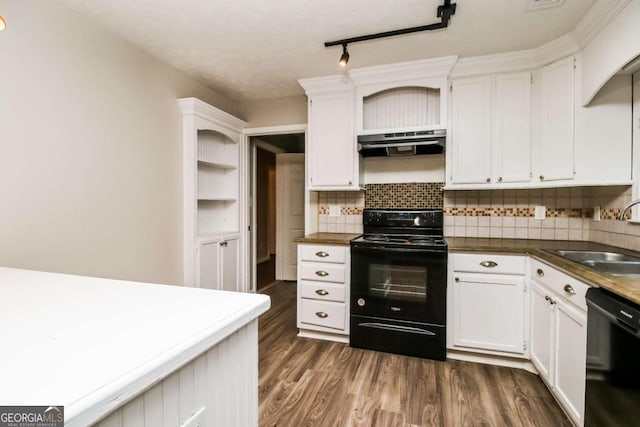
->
446 349 538 374
298 329 349 344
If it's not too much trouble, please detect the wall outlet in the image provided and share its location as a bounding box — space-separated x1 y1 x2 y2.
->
593 205 601 221
329 204 341 217
534 206 546 220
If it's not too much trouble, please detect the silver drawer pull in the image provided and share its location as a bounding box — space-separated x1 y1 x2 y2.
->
315 312 328 318
315 289 329 296
480 261 498 268
564 284 576 296
315 251 329 258
315 271 329 277
537 268 544 277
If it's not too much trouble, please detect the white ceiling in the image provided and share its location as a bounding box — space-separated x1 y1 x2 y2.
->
56 0 595 101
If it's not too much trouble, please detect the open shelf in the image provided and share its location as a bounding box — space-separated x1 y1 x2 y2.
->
197 159 237 170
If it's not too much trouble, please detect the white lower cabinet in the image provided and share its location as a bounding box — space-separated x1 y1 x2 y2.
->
449 253 528 357
296 243 350 342
197 234 240 292
530 258 588 426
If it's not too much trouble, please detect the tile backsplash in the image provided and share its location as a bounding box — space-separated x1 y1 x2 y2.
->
316 183 640 252
444 186 640 251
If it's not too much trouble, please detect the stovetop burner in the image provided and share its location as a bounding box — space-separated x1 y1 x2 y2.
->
360 234 446 246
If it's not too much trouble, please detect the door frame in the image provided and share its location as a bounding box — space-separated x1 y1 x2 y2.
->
242 124 307 293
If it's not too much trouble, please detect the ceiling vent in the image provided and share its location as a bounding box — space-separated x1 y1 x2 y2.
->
526 0 566 11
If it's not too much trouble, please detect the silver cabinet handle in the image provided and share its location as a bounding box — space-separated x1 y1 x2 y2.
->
315 271 329 277
219 240 228 247
537 268 544 277
480 261 498 268
315 251 329 258
454 277 459 282
498 176 503 182
540 175 545 181
315 289 329 296
545 295 551 301
550 298 556 305
315 312 328 318
564 284 576 296
486 177 491 183
348 181 352 185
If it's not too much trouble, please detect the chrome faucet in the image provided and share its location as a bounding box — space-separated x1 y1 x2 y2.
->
619 199 640 220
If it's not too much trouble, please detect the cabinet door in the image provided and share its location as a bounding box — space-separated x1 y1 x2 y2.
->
221 236 239 292
531 283 554 383
308 93 355 189
494 72 532 183
198 240 220 290
555 299 587 425
538 56 575 182
452 274 525 354
450 76 493 184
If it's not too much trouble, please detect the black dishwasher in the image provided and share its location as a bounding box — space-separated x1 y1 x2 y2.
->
585 288 640 426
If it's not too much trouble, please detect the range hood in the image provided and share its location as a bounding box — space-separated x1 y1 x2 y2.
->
358 129 446 157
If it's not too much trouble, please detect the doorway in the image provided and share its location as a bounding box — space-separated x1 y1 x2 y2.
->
250 132 305 291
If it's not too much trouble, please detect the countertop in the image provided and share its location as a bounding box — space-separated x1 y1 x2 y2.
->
294 232 361 246
447 237 640 305
0 267 270 426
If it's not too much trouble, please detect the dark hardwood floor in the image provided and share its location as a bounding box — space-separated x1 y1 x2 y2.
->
258 281 572 427
257 255 276 290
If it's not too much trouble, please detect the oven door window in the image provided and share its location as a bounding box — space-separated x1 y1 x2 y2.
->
368 264 426 302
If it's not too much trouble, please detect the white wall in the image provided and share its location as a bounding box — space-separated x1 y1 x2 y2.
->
0 1 235 284
236 96 307 128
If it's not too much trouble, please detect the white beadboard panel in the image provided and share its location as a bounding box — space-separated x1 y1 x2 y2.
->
197 129 238 168
143 384 164 427
198 200 238 234
94 321 259 427
362 86 441 130
197 166 238 200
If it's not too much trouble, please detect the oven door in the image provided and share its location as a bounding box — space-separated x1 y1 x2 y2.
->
350 244 447 324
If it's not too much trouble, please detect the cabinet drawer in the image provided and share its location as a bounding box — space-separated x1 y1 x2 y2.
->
299 262 345 283
300 300 346 330
530 258 589 310
299 280 346 302
299 245 347 264
453 253 526 275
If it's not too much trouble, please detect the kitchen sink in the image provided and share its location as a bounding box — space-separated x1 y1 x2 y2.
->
581 260 640 277
548 249 640 277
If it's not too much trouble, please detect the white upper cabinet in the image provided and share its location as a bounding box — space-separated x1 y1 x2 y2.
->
299 76 361 191
448 72 532 186
537 55 576 183
494 72 532 184
449 75 493 184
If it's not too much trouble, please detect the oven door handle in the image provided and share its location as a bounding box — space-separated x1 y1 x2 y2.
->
351 245 447 255
358 322 436 336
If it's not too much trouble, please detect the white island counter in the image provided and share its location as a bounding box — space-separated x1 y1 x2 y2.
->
0 267 270 426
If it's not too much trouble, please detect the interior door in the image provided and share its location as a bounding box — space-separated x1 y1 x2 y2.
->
276 153 305 280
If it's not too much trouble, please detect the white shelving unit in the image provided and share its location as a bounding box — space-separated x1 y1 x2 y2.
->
179 98 247 288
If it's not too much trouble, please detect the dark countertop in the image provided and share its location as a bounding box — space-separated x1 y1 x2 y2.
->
446 237 640 306
294 232 361 246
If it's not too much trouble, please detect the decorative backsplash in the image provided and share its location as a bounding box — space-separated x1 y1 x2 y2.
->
365 182 444 209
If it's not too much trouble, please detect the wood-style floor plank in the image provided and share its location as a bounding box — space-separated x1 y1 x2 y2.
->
258 282 571 427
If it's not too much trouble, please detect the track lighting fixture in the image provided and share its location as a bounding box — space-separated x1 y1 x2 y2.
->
0 15 6 31
339 44 349 67
325 0 457 66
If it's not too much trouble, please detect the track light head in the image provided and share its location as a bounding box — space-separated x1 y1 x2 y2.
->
339 44 349 67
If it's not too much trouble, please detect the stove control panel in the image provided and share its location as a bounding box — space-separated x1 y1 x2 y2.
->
363 209 443 228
